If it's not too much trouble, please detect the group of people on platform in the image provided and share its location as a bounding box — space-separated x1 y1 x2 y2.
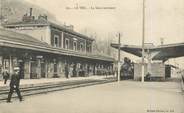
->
64 63 113 78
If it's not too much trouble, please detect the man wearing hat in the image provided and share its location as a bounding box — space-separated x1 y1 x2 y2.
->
7 67 23 102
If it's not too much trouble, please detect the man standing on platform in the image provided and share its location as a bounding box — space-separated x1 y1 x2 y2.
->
7 67 23 103
65 64 69 78
2 69 9 84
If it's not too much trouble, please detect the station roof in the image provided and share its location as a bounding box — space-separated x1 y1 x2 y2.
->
0 28 114 62
3 19 94 41
111 43 184 61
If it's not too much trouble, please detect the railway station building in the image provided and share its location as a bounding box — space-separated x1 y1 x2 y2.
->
0 9 114 79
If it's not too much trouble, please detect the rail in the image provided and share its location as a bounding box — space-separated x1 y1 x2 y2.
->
0 78 116 102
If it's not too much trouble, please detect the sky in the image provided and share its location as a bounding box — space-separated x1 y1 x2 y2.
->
24 0 184 45
23 0 184 67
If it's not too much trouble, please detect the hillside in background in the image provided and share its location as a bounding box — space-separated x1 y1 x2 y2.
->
0 0 56 23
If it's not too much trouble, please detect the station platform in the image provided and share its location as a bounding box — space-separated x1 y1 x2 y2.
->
0 75 116 102
0 75 115 88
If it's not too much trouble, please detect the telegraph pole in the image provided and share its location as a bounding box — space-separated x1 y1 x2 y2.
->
141 0 145 82
117 33 121 82
0 0 2 27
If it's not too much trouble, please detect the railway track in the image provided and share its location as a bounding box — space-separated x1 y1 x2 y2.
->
0 78 116 102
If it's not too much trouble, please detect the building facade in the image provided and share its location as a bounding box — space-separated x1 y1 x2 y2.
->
1 9 114 79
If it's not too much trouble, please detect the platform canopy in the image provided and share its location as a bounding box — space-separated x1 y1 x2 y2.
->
111 43 184 61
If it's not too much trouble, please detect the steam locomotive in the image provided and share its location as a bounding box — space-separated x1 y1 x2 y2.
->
120 57 134 80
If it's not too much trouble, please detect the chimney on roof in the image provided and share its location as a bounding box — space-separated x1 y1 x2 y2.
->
65 25 74 31
22 8 35 22
160 38 164 45
30 8 33 16
38 14 48 21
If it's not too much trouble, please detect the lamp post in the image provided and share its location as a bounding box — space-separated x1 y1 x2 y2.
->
141 0 145 82
36 55 43 79
117 33 121 82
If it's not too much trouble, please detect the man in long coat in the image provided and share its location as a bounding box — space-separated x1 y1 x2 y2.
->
7 67 23 102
